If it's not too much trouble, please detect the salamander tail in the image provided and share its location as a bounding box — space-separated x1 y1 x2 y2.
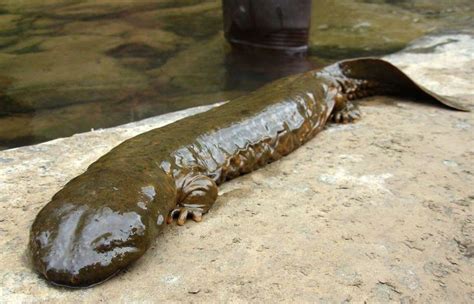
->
328 57 470 112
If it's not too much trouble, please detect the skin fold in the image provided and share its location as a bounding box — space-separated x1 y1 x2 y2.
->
29 58 469 288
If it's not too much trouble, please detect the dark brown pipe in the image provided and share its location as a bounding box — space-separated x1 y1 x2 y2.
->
222 0 312 54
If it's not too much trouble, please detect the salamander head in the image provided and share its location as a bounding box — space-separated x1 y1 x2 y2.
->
29 174 159 287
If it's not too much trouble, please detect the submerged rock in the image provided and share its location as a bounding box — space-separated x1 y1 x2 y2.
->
0 0 472 149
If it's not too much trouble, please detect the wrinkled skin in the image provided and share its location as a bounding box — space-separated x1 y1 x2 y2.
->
29 58 469 288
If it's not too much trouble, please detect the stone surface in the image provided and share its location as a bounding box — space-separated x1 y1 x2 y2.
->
0 34 473 302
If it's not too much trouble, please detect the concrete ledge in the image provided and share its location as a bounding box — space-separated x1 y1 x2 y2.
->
1 34 473 302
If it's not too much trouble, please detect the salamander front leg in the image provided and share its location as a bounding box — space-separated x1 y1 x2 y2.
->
168 174 218 226
331 93 361 123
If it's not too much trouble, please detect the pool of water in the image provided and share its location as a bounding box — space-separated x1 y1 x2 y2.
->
0 0 472 149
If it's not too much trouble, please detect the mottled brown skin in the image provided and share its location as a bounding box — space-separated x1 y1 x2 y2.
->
29 58 468 288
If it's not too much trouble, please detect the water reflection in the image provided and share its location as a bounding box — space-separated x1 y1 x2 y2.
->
0 0 471 149
224 49 319 93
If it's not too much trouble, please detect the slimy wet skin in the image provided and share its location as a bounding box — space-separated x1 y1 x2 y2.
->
29 58 468 288
30 168 174 287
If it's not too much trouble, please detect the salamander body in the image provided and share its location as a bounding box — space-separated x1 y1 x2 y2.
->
29 58 468 287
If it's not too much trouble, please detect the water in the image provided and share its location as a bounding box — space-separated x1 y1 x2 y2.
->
0 0 472 149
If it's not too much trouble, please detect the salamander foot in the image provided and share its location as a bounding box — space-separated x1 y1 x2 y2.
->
167 206 203 226
331 97 361 123
167 174 218 226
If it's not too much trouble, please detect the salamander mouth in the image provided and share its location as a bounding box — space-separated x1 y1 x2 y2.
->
35 244 143 287
43 266 122 288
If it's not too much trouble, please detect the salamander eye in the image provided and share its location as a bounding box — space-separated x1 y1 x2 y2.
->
35 231 51 248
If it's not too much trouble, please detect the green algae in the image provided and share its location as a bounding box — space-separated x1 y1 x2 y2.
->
9 42 43 55
159 6 222 39
309 0 429 57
